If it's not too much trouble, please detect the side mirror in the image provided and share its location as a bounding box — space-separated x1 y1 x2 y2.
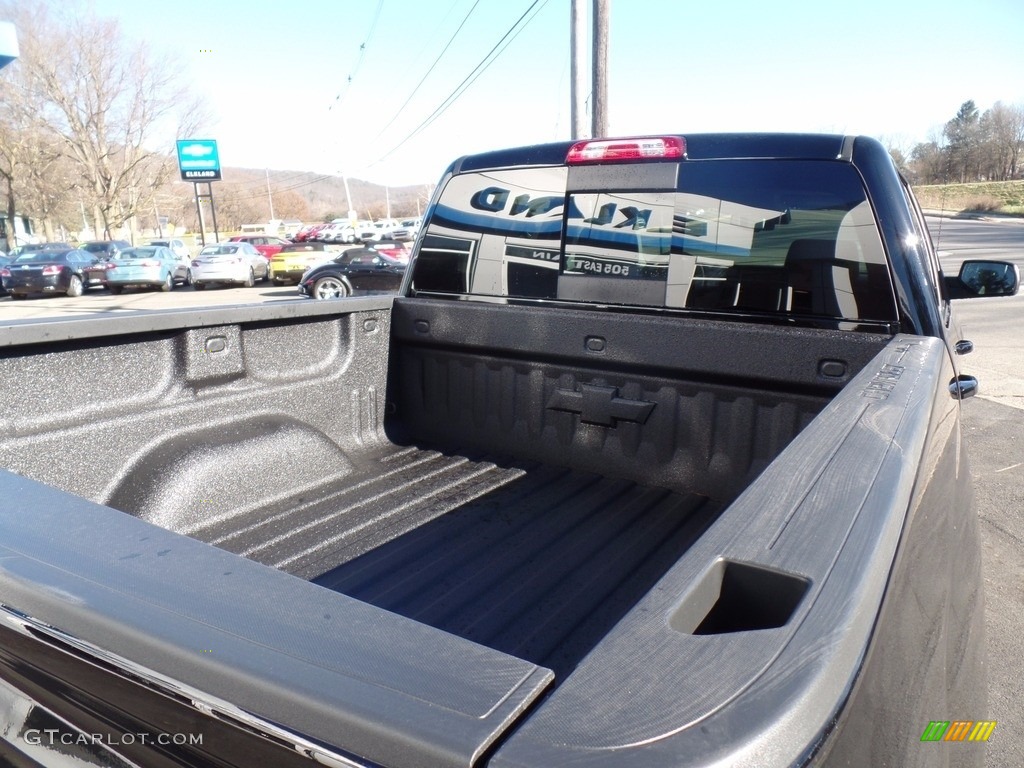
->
946 260 1020 299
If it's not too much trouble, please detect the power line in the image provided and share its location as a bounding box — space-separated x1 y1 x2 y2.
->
205 168 325 199
329 0 386 112
222 173 340 202
198 6 380 202
227 169 319 191
372 0 550 167
370 0 483 143
400 0 465 73
227 1 549 197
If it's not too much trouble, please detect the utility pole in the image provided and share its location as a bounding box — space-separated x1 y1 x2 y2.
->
342 173 356 223
194 184 207 246
591 0 609 139
153 199 163 238
570 0 588 139
265 168 275 221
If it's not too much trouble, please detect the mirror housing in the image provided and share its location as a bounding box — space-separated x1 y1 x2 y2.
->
946 259 1020 299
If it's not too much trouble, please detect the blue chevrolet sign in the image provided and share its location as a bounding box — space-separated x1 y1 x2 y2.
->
176 139 222 181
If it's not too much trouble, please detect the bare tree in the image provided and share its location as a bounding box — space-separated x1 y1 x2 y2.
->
878 135 915 178
17 135 82 240
0 85 36 250
213 181 269 231
907 102 1024 185
4 0 209 242
0 7 64 249
272 189 311 222
981 102 1024 181
1008 104 1024 180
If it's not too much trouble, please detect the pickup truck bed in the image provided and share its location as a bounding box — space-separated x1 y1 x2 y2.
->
1 297 887 689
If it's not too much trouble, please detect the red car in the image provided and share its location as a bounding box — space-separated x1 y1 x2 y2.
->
292 224 322 242
227 234 291 260
304 223 333 242
368 238 410 263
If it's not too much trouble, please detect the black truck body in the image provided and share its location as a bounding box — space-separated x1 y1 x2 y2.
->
0 134 1017 768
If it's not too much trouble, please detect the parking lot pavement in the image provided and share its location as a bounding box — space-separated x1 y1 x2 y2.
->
0 283 303 319
962 397 1024 768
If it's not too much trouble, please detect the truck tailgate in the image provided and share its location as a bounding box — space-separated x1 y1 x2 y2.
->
0 472 553 768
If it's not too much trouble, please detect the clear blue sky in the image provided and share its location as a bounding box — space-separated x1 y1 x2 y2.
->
83 0 1024 187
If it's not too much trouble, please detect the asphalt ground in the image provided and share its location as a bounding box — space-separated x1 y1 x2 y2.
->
963 397 1023 768
930 215 1024 767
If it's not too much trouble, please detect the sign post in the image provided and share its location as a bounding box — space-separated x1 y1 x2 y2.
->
176 139 222 246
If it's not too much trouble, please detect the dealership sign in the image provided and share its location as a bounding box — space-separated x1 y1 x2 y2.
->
176 139 222 182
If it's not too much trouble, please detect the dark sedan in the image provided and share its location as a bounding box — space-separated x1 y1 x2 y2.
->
80 239 132 257
0 248 102 299
80 240 132 289
297 246 406 299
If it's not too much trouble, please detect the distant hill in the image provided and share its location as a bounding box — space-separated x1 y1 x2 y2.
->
219 168 433 224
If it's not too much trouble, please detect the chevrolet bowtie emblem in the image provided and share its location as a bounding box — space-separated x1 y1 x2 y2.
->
547 384 655 427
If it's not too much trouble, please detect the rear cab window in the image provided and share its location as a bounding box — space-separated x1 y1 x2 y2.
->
410 152 899 330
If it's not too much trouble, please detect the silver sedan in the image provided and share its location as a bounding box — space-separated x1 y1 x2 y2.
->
190 242 270 290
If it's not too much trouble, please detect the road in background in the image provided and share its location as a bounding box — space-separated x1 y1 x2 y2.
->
932 215 1024 411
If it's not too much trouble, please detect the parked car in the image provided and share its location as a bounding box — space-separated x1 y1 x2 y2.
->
148 238 191 262
7 242 72 260
80 239 131 259
268 242 333 285
297 245 406 299
281 219 304 239
80 240 133 289
104 246 191 294
356 221 381 242
306 223 332 242
0 247 100 298
324 223 358 244
0 253 10 296
385 219 420 241
227 234 291 260
292 224 321 242
191 242 269 289
303 223 330 242
368 238 410 262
